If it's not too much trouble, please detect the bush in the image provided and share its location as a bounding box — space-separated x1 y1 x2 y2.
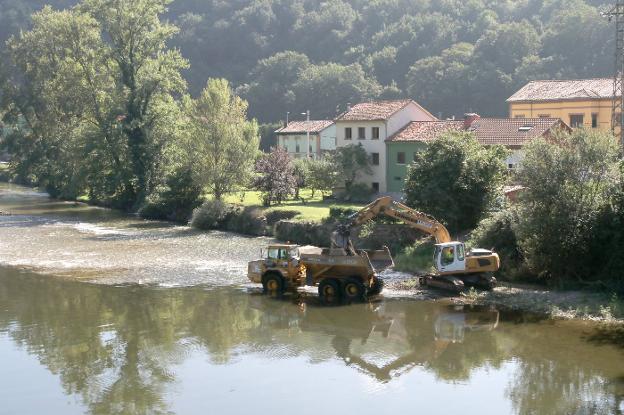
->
274 220 331 246
340 182 374 203
393 239 436 274
190 200 234 230
225 206 267 236
191 200 268 236
328 206 358 221
265 209 299 225
469 209 532 281
139 168 203 223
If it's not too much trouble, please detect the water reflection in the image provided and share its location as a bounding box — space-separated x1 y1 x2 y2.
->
1 269 624 414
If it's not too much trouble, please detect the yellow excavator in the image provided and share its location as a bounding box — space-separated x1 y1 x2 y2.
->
332 197 500 292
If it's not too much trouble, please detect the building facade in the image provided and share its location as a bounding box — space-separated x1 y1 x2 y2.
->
334 100 436 193
275 120 336 159
385 115 571 194
507 79 614 131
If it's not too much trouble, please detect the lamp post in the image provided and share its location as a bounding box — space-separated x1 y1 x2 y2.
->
301 110 310 159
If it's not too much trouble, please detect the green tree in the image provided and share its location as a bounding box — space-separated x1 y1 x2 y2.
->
404 132 508 233
515 129 621 284
184 78 259 200
333 144 372 191
305 157 339 198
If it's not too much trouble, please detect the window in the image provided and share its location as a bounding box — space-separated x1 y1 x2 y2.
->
394 176 402 181
295 143 300 153
267 248 279 259
457 245 465 261
372 127 380 140
538 114 551 118
570 114 584 128
358 127 366 140
372 182 380 192
397 152 406 164
508 163 514 169
592 113 598 129
345 127 352 140
371 152 380 166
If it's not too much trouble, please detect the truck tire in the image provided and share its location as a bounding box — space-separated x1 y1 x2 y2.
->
262 272 285 295
343 278 366 302
368 277 384 296
318 278 341 303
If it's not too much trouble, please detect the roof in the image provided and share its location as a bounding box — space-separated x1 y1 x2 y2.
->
275 120 334 134
387 121 464 142
335 100 416 121
507 78 616 103
386 118 568 147
469 118 567 146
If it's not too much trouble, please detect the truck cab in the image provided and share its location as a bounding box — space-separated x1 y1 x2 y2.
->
247 244 305 287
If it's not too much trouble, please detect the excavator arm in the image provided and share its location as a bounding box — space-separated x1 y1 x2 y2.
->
332 197 451 251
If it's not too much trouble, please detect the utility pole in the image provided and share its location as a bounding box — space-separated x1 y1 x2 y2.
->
604 1 624 144
301 110 310 159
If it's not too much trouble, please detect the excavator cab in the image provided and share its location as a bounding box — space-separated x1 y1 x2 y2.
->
434 242 466 273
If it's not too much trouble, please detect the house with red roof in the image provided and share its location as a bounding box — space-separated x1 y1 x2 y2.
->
275 120 336 159
334 99 436 193
385 114 570 193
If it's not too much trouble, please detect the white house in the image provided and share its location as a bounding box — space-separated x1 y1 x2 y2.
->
275 120 336 159
334 100 436 193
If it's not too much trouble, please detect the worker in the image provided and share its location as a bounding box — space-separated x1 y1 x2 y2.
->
443 247 455 264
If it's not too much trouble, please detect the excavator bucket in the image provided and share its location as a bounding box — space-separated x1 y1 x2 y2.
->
364 246 394 272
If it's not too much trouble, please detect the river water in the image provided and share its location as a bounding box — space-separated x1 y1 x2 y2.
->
0 183 623 414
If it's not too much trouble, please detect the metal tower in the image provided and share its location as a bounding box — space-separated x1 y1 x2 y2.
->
605 1 624 143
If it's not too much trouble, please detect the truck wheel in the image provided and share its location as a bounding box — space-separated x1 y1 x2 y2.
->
318 278 341 303
262 273 285 295
368 277 384 296
343 278 366 302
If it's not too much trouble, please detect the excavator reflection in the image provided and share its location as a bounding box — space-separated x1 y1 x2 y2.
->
250 293 500 382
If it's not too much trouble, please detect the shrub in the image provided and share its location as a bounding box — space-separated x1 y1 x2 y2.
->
274 220 331 246
340 182 374 203
139 168 203 223
393 239 436 273
328 206 358 221
265 209 299 225
190 200 234 230
225 206 267 236
469 208 532 281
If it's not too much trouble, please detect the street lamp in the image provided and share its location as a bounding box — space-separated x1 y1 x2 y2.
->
301 110 310 159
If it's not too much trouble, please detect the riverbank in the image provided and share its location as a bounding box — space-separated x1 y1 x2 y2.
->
387 277 624 324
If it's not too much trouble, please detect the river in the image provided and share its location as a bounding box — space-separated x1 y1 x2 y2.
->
0 183 623 414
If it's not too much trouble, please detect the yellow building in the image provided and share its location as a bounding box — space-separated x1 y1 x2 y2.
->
507 78 615 131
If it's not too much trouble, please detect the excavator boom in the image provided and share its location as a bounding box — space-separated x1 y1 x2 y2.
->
345 197 451 244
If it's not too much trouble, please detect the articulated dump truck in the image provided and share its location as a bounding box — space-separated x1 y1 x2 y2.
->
247 244 393 302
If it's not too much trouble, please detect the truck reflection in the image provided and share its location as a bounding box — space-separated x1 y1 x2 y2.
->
250 294 500 382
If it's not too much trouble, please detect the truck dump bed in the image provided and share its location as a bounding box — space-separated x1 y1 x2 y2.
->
299 246 394 281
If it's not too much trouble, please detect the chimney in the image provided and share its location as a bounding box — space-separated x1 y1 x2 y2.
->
346 102 352 112
464 113 480 129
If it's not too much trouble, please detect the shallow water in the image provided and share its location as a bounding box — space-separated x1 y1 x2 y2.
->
0 184 624 414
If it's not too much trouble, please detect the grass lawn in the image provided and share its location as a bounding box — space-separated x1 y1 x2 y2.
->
220 189 363 222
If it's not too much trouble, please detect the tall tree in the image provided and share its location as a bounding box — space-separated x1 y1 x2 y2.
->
184 78 260 200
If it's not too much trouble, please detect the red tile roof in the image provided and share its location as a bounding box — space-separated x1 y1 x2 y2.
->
469 118 568 146
387 120 464 142
276 120 334 134
507 78 616 102
335 100 415 121
386 118 569 147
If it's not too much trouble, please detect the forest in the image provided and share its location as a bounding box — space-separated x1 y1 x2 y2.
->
0 0 615 123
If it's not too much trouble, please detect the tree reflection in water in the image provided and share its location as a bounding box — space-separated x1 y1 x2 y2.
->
0 270 623 414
